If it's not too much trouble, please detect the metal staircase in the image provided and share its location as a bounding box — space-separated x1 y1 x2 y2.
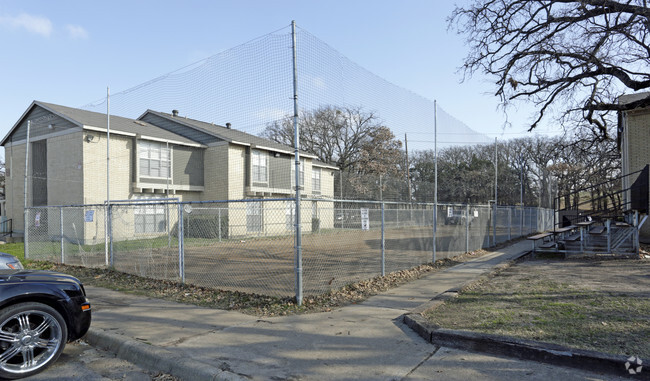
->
545 165 649 257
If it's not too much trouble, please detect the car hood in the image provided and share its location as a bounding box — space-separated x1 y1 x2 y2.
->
0 270 83 286
0 252 16 260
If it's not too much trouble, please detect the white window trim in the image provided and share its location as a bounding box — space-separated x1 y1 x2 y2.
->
133 195 167 234
138 140 171 180
312 167 321 192
246 200 263 232
251 149 268 184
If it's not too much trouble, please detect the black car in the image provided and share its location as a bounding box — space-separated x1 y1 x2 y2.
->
0 270 91 379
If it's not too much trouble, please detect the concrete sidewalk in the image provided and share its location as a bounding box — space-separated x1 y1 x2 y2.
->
84 241 627 380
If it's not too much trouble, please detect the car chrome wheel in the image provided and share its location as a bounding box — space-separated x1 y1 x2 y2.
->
0 303 67 379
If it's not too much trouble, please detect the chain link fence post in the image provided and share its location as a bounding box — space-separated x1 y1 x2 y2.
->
109 203 114 268
24 208 29 260
60 206 64 264
178 203 185 283
508 207 512 241
466 204 470 253
494 204 498 247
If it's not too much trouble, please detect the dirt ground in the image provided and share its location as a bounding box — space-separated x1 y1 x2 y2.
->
425 256 650 358
55 225 503 297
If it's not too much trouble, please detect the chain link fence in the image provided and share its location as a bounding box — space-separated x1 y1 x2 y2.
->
25 199 553 298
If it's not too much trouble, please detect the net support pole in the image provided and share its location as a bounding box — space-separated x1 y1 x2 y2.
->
520 159 524 237
106 87 111 267
291 20 303 306
433 100 438 263
381 202 385 276
493 137 498 247
24 120 31 260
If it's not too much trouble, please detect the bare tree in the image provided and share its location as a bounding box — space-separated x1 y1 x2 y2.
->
262 105 404 199
263 106 402 171
518 136 560 208
408 132 620 207
451 0 650 137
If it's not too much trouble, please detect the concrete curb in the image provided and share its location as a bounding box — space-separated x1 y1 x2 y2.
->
402 251 649 380
84 328 247 381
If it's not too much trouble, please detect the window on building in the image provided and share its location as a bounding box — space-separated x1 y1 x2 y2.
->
139 141 170 178
134 195 167 234
251 149 268 183
246 201 263 232
312 167 321 193
285 200 295 230
290 158 305 187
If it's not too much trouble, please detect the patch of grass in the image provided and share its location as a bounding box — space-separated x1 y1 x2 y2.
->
0 242 25 262
424 258 650 358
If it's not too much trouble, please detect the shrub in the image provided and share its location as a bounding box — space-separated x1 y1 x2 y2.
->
171 215 229 239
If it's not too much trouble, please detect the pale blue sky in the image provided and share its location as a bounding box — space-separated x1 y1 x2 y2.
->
0 0 558 159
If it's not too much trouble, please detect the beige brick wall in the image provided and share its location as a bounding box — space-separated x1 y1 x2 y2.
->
313 200 335 230
226 203 247 237
83 133 132 204
303 160 312 195
175 191 201 202
228 145 246 199
80 133 133 242
320 168 336 198
226 144 254 236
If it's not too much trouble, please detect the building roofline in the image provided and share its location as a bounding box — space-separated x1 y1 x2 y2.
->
1 101 84 146
139 109 318 159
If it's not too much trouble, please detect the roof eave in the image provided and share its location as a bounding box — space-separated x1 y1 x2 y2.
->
139 110 230 142
1 101 84 146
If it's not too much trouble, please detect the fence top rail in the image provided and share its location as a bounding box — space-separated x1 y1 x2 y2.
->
26 198 555 211
27 203 107 209
313 198 489 207
107 198 180 204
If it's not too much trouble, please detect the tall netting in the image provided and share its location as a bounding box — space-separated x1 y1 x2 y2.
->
83 27 295 137
23 23 554 299
82 25 488 154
